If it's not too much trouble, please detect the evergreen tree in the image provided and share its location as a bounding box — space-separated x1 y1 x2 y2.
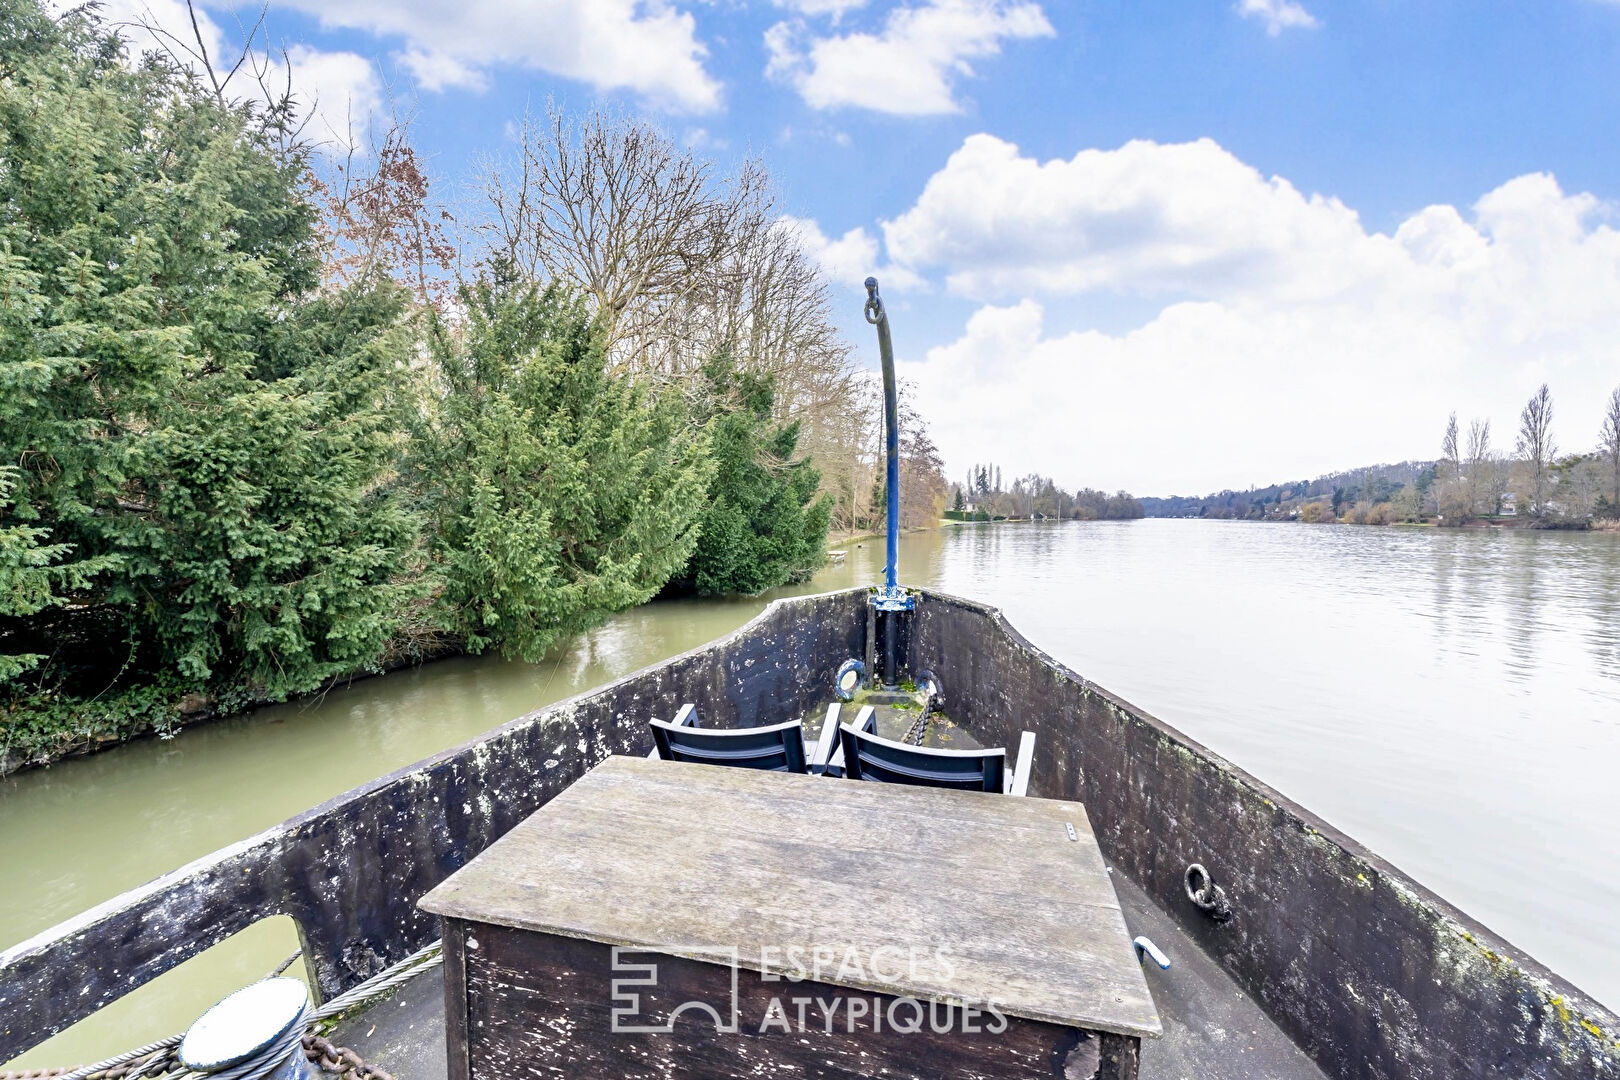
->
413 278 712 660
0 0 415 701
0 468 112 683
671 358 832 596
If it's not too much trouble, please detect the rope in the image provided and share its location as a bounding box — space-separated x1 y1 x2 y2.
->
312 941 442 1022
268 952 302 979
171 1003 311 1080
6 942 442 1080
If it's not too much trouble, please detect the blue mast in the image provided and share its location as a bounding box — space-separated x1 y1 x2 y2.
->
865 277 912 615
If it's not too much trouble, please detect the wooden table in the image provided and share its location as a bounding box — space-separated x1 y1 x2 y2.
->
419 754 1160 1080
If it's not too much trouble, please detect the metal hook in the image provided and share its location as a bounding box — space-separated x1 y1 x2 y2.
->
863 276 885 325
1133 936 1171 970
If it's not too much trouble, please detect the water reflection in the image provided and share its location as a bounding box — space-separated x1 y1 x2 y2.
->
4 520 1620 1069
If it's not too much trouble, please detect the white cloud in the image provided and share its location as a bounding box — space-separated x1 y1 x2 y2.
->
883 135 1620 493
884 134 1377 300
88 0 383 154
398 47 488 93
1237 0 1319 36
765 0 1054 115
682 126 729 151
279 45 386 151
780 215 925 292
270 0 722 112
773 0 870 19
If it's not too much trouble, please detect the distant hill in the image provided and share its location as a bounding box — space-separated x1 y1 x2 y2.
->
1141 461 1437 518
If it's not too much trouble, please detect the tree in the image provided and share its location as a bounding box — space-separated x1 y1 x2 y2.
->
317 120 459 311
670 359 832 596
1516 384 1558 521
0 0 415 700
411 279 712 661
477 106 757 359
0 470 113 683
1441 413 1460 477
1600 385 1620 517
1434 412 1470 524
474 106 865 538
1465 419 1493 518
896 388 951 528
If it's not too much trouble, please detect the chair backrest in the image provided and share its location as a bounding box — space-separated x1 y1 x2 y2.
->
650 717 810 773
838 724 1006 792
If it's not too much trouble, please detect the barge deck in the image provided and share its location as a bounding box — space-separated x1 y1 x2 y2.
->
326 870 1329 1080
4 588 1616 1079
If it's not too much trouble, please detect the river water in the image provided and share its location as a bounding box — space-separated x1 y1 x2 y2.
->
4 519 1619 1069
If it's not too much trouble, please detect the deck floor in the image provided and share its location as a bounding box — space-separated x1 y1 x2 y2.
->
330 872 1326 1080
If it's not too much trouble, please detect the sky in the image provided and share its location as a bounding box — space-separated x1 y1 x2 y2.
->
94 0 1620 497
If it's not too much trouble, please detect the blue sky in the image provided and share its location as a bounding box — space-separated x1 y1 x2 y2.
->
112 0 1620 494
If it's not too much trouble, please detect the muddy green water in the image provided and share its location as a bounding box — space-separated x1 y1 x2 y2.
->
5 519 1620 1069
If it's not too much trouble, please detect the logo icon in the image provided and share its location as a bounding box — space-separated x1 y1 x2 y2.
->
610 947 741 1034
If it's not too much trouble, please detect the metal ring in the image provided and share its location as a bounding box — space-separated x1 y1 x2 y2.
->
834 658 865 702
863 277 885 324
915 669 942 705
1185 863 1211 905
1185 862 1233 922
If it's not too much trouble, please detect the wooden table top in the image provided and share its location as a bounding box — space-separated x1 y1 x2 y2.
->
419 754 1161 1039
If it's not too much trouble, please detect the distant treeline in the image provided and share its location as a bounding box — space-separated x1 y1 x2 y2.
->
1143 382 1620 528
1141 462 1431 520
951 465 1144 521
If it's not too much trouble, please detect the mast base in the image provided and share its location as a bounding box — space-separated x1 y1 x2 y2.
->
870 585 914 612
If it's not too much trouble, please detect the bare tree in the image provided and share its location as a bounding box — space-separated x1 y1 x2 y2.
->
1600 384 1620 515
1516 384 1558 520
131 0 268 104
1465 418 1492 518
896 383 950 528
1435 411 1468 523
472 105 870 522
476 106 760 353
316 116 459 309
129 1 321 157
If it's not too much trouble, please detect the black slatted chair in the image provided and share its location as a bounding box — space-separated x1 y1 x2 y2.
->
647 704 832 774
835 708 1036 795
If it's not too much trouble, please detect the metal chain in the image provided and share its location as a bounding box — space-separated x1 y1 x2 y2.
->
301 1034 394 1080
901 707 930 746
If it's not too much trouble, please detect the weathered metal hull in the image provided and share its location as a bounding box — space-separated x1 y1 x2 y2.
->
1 588 1615 1079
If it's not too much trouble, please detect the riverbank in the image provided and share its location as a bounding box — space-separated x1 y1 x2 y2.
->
0 639 464 781
1150 513 1613 531
3 530 900 779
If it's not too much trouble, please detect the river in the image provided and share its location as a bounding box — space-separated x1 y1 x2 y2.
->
4 519 1619 1069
